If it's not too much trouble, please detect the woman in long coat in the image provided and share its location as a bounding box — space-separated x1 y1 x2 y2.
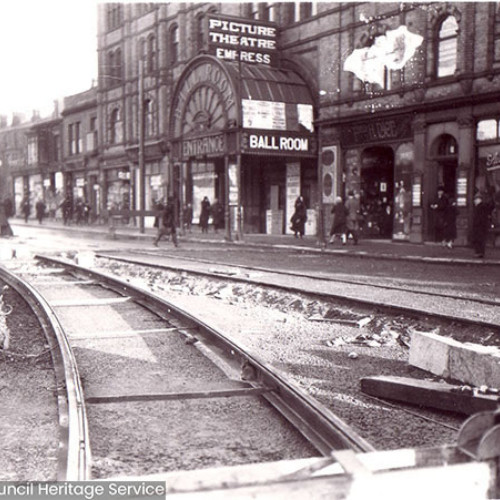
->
290 196 307 238
329 196 347 244
199 196 211 233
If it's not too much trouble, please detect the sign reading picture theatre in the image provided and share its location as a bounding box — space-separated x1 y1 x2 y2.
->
207 14 278 66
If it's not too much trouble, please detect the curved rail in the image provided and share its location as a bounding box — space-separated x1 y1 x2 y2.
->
0 265 91 481
36 254 374 455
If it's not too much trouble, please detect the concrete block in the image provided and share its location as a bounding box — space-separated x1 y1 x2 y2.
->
410 330 500 388
409 330 458 378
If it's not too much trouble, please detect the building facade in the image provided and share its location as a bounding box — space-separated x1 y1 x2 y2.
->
1 2 499 244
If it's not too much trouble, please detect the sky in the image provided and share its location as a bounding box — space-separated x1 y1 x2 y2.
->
0 0 99 122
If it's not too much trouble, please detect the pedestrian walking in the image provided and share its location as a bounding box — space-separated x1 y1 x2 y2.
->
211 199 224 233
60 196 73 225
35 198 46 224
21 196 30 223
153 199 165 229
470 193 493 258
430 186 449 245
153 197 178 247
200 196 211 233
443 196 458 249
345 190 360 245
329 196 347 245
290 196 307 239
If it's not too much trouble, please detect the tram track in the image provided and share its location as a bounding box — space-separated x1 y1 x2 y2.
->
6 255 375 480
95 249 500 331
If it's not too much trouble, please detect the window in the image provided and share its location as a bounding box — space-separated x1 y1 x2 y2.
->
436 134 457 156
262 3 276 22
144 99 156 138
195 14 205 52
27 137 37 165
110 108 122 144
147 35 156 74
494 3 500 63
437 16 458 77
106 3 123 31
477 119 499 141
68 122 81 155
114 48 122 81
169 25 179 64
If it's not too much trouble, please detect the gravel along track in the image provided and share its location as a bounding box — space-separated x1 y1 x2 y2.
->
0 279 59 481
98 251 500 328
90 256 489 451
11 261 320 479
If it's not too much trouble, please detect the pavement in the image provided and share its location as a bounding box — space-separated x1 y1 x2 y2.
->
8 216 500 266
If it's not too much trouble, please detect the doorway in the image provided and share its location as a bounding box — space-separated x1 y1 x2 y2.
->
360 147 394 238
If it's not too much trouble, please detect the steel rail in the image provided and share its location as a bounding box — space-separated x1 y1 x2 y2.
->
95 251 500 331
35 254 374 456
0 265 91 481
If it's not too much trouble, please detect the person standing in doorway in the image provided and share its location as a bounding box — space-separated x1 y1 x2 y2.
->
211 199 224 234
200 196 211 233
430 186 449 245
21 196 30 223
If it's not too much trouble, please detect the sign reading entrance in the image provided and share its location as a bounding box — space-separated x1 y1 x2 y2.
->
180 134 226 159
207 14 278 66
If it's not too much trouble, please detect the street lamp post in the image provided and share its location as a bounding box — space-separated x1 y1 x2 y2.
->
138 62 146 234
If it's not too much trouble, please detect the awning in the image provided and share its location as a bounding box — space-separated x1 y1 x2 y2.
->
225 62 314 105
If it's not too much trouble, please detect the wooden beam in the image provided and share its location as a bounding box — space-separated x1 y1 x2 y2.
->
360 375 499 415
86 386 271 404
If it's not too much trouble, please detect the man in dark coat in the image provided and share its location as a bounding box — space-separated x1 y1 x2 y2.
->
471 194 493 258
211 199 224 233
329 196 347 245
430 186 449 245
199 196 211 233
35 199 46 224
153 197 178 247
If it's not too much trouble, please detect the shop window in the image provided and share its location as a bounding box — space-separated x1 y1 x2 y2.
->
169 25 179 64
436 16 458 78
477 119 499 141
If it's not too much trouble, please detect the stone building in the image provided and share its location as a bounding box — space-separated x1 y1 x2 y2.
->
96 2 500 243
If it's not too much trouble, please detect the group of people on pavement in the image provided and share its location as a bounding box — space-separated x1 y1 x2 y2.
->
328 190 361 246
199 196 224 234
431 185 495 258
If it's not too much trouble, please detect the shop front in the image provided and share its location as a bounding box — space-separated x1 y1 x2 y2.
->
321 114 414 241
169 52 316 236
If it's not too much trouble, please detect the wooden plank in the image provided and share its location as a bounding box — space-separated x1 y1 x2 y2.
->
86 386 271 404
121 448 494 499
360 375 499 415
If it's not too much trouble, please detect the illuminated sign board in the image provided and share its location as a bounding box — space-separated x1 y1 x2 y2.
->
207 14 278 66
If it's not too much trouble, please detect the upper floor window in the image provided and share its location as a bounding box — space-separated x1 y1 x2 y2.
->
477 119 500 142
494 3 500 63
106 3 123 32
109 108 122 144
169 25 179 64
27 137 37 165
437 16 458 78
147 35 156 74
262 3 276 22
68 122 81 155
195 14 205 52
